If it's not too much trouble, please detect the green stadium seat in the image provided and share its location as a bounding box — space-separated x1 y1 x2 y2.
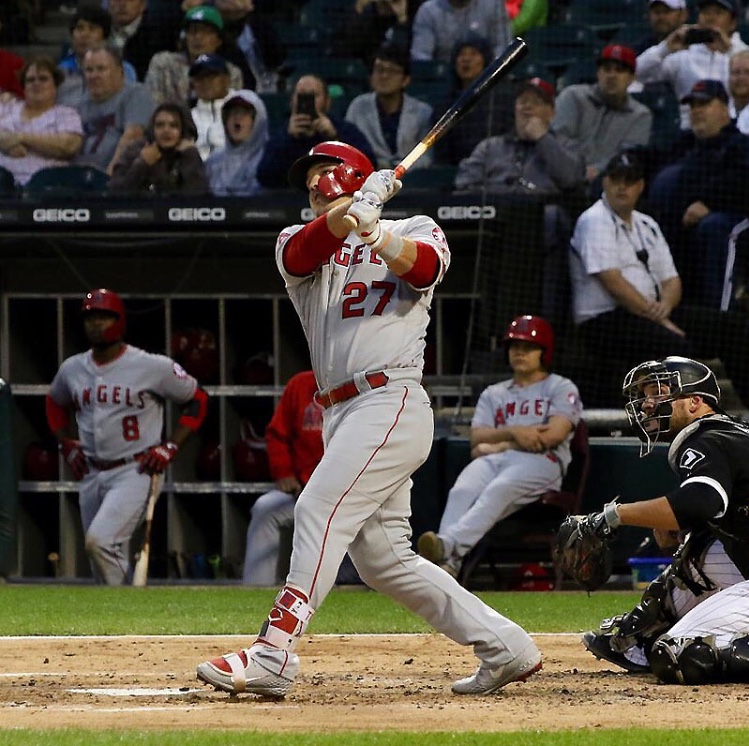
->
609 22 652 50
509 58 555 84
557 58 598 89
562 0 647 38
284 55 369 96
299 0 351 29
400 164 458 192
632 86 681 151
410 59 451 82
523 25 600 74
23 166 109 198
260 91 291 129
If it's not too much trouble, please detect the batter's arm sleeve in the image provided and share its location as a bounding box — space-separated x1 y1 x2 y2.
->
178 386 208 432
45 393 71 436
282 209 350 276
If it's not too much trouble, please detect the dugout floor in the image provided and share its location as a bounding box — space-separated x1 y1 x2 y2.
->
0 634 748 732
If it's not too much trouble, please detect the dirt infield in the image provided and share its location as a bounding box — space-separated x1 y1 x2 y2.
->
1 634 749 732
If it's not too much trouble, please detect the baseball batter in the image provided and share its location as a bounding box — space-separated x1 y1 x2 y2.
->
197 141 542 697
580 356 749 684
46 289 208 584
418 315 583 578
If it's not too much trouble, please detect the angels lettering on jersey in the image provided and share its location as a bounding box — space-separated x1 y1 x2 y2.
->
72 384 146 411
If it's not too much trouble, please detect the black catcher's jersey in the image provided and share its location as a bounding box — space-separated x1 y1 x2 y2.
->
668 414 749 576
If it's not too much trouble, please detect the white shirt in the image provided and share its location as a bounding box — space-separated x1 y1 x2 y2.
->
569 197 679 324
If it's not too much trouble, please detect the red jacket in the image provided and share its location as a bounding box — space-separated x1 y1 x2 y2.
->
0 50 24 99
265 370 323 486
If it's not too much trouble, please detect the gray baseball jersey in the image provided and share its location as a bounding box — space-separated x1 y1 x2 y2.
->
49 345 197 460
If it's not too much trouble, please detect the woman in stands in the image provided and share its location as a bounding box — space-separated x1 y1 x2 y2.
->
0 56 83 188
108 102 209 196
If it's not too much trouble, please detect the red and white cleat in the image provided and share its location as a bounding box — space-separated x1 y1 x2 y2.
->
196 643 299 697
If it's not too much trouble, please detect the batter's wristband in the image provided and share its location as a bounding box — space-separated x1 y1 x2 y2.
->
603 501 621 529
369 230 404 263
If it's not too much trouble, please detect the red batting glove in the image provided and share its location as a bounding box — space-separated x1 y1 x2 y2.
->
139 441 179 474
59 438 89 480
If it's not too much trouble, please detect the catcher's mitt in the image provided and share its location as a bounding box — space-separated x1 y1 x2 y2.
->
553 513 615 592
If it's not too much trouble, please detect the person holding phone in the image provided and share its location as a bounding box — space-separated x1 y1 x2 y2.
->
636 0 748 130
256 74 375 189
109 102 209 195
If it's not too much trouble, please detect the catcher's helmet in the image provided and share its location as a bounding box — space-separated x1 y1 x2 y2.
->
287 141 373 198
622 356 722 456
503 315 554 368
81 288 126 343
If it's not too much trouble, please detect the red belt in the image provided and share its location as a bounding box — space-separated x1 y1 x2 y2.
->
89 450 147 471
315 371 389 409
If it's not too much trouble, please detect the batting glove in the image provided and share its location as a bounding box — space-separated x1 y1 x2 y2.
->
346 191 383 244
59 438 89 481
139 441 179 474
361 170 402 204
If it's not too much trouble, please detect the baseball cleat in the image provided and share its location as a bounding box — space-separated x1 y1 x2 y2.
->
196 643 299 697
418 531 446 564
451 643 542 695
582 631 651 673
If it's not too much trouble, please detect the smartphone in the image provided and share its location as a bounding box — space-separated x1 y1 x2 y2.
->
684 28 717 45
295 91 318 119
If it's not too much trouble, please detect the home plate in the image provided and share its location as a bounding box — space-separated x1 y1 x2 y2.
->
68 687 204 696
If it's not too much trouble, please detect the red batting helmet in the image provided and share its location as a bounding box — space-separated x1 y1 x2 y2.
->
81 288 126 343
503 315 554 368
287 141 374 198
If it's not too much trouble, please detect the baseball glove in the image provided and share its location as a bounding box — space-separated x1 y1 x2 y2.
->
553 512 615 592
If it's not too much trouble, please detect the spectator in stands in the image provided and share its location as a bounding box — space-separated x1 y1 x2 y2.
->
107 0 178 80
331 0 413 64
0 42 24 101
195 0 285 93
505 0 547 37
434 33 514 165
109 101 208 195
552 45 653 193
632 0 689 55
0 57 83 186
648 79 749 308
75 45 155 174
205 89 268 195
256 74 374 189
344 43 432 170
636 0 749 130
417 314 583 580
145 6 247 106
729 49 749 133
242 370 323 587
188 53 236 160
570 150 749 408
411 0 512 64
57 6 138 108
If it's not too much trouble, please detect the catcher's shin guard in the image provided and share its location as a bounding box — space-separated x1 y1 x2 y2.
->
722 634 749 682
256 586 315 653
650 635 722 685
609 569 676 653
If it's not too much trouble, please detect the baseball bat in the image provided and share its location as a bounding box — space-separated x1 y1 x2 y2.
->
132 473 162 587
342 36 529 230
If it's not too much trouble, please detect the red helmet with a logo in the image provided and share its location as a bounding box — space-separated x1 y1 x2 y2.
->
81 288 126 343
503 315 554 368
287 141 374 198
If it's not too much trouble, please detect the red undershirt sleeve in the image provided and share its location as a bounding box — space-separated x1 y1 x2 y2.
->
282 214 345 276
400 241 440 289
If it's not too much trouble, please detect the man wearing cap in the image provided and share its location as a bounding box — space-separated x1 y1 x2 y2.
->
728 49 749 134
633 1 690 55
108 0 177 81
636 0 748 130
206 89 268 195
553 45 652 191
648 78 749 308
74 44 156 173
188 53 236 159
570 150 749 408
256 74 375 189
144 5 248 106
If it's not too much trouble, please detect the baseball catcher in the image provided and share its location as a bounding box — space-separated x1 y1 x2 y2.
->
572 356 749 685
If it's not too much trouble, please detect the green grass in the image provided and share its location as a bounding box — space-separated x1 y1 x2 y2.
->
0 586 642 635
2 730 748 746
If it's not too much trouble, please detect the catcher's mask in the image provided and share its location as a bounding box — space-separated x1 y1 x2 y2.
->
623 356 722 457
287 141 374 198
81 288 126 344
503 314 554 368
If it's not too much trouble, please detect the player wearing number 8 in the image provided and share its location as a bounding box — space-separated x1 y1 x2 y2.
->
45 288 208 584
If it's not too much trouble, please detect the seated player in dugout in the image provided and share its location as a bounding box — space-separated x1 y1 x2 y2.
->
418 315 583 579
45 289 208 585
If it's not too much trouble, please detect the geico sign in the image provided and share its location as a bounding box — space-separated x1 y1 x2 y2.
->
33 208 90 222
437 205 496 220
168 207 226 222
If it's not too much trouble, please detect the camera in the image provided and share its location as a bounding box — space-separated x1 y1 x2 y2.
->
684 28 717 45
295 92 318 119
